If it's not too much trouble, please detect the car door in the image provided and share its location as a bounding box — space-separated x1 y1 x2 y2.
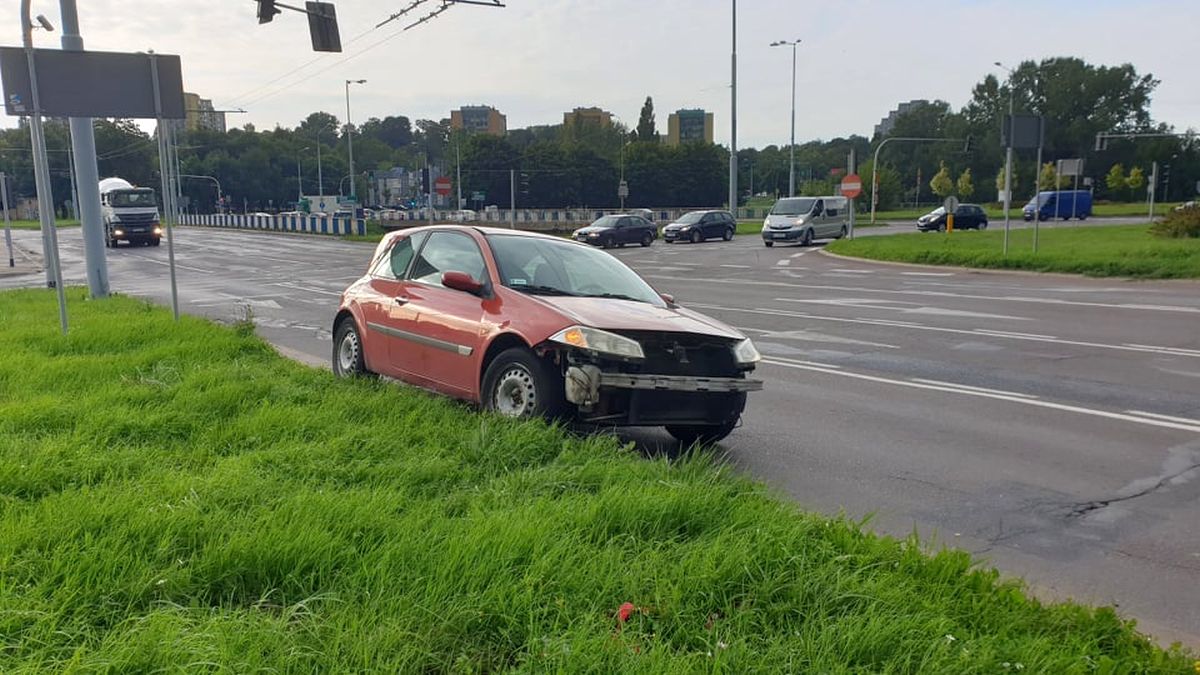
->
616 217 635 244
360 232 427 379
395 230 490 396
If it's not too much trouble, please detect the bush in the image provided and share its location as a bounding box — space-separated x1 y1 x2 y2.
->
1150 203 1200 238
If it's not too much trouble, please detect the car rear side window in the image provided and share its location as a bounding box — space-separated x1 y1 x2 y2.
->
408 231 487 287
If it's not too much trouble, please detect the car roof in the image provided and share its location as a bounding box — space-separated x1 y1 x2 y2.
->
381 224 569 246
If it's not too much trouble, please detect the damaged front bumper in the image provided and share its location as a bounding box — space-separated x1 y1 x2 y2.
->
564 364 763 425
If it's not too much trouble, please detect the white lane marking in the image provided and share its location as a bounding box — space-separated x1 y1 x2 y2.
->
646 274 1200 315
688 302 1200 360
901 271 955 277
831 268 874 274
275 282 343 297
776 297 1028 322
1125 410 1200 426
976 329 1058 340
762 355 842 369
720 264 751 269
910 378 1039 399
762 360 1200 435
137 258 215 274
776 259 791 267
1125 344 1200 357
789 251 808 258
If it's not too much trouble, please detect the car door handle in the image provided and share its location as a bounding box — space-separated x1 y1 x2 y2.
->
393 296 409 306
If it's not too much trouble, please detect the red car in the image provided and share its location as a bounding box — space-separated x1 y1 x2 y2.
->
332 226 763 444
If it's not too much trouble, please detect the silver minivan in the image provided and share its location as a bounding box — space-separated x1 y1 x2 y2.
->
761 196 848 247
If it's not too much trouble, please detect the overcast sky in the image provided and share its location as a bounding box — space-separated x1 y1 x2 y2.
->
4 0 1198 148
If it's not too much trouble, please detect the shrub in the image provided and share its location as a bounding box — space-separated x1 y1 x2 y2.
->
1150 203 1200 238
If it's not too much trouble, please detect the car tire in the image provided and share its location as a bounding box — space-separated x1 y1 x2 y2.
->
602 236 614 249
640 231 653 247
937 223 947 233
764 241 774 248
978 222 988 230
837 225 847 239
722 227 734 241
481 347 566 419
666 417 738 446
800 229 814 246
332 318 375 379
152 238 161 246
691 230 702 244
1078 215 1088 221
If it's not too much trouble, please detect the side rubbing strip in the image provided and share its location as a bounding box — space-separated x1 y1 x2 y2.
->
367 322 474 356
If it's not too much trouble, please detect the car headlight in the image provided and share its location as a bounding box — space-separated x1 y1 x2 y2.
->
733 338 761 365
588 232 600 238
794 217 806 225
762 219 769 231
153 226 163 235
550 326 644 360
113 229 124 236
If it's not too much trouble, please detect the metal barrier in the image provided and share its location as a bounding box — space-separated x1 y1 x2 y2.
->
181 213 366 236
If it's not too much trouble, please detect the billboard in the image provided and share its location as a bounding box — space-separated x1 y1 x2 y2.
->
0 47 184 119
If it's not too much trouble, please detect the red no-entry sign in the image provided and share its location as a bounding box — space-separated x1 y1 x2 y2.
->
841 174 862 199
434 176 452 196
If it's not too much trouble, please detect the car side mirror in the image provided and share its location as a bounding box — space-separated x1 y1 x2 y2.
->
442 271 484 295
660 293 676 306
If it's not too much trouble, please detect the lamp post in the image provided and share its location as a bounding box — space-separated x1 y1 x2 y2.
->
995 61 1015 255
344 79 366 201
315 123 334 206
297 146 309 202
180 174 222 213
770 39 801 197
728 0 738 214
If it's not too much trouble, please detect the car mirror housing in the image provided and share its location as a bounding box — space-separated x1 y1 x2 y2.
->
660 293 676 306
442 271 484 295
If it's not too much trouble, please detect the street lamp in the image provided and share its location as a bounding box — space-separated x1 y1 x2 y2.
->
180 174 222 213
770 38 801 197
995 61 1015 255
345 79 366 202
315 123 335 205
297 146 310 201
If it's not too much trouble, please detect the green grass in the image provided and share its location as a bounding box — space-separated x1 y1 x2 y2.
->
826 224 1200 278
3 219 80 230
0 290 1194 671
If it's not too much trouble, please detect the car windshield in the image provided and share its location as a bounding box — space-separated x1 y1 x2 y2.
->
487 234 664 306
589 216 620 229
677 212 705 224
110 190 157 207
771 198 815 216
928 207 946 216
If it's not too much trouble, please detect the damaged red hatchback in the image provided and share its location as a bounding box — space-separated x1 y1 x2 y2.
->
332 226 763 444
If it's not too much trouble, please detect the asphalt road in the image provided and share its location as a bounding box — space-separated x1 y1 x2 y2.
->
5 224 1199 647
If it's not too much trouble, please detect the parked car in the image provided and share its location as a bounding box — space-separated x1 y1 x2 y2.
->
662 210 737 243
572 214 657 248
761 196 848 247
1022 190 1093 221
451 209 478 222
1174 201 1197 212
332 226 763 443
627 208 655 222
917 204 988 231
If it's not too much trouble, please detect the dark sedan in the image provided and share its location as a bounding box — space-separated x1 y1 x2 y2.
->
917 204 989 232
662 210 737 243
572 214 657 248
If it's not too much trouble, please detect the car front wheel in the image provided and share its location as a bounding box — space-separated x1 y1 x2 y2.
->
482 348 566 419
332 318 375 379
666 418 738 446
691 230 702 244
722 227 734 241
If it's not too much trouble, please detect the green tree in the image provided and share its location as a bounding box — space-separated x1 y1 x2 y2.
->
956 168 974 199
636 96 657 142
1126 166 1146 201
1105 163 1126 194
1039 162 1069 190
930 162 954 198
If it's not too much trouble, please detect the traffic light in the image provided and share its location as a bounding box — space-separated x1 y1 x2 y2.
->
256 0 281 23
305 2 342 53
519 171 531 197
420 168 431 193
963 135 973 152
1094 135 1108 152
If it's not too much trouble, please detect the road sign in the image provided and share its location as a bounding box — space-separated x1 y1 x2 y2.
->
434 176 451 196
618 180 629 199
1058 158 1084 177
841 174 862 199
943 196 959 213
472 191 485 202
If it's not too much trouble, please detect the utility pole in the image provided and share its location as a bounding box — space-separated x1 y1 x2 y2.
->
296 146 308 203
455 140 462 210
509 168 516 229
344 79 365 201
770 39 800 197
2 172 13 268
728 0 738 216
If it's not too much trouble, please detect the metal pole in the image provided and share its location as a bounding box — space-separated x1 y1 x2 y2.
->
789 41 796 197
455 141 462 210
869 137 892 223
296 152 303 202
1054 160 1062 222
149 53 179 321
66 133 78 221
316 130 324 205
509 168 516 229
1002 87 1013 256
2 172 13 267
1032 142 1042 254
345 79 365 201
728 0 737 215
60 0 109 298
1148 161 1158 223
21 1 68 332
847 148 856 240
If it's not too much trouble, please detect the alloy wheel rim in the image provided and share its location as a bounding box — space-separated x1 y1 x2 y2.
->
338 330 360 373
494 366 536 417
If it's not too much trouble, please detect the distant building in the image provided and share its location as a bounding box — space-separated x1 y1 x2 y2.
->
182 93 226 133
450 105 507 135
563 107 612 128
874 99 929 138
665 109 714 145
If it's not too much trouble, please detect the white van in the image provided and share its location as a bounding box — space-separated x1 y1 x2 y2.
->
761 196 848 247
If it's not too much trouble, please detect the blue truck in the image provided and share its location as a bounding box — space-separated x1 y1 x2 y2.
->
1022 190 1093 221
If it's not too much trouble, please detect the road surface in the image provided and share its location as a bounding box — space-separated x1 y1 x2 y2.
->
4 224 1198 646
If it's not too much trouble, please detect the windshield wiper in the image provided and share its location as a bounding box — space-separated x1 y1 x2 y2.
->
578 292 647 303
513 284 578 296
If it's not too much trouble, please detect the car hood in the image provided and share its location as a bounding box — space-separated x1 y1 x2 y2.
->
574 225 609 234
530 296 744 340
663 221 692 229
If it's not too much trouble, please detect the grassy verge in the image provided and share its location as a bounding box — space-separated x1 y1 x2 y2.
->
1 290 1194 671
826 224 1200 278
867 202 1183 223
3 219 81 230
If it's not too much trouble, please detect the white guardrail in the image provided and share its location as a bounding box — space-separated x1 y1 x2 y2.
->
181 213 367 236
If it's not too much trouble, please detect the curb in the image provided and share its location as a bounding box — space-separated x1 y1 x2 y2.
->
815 248 1200 284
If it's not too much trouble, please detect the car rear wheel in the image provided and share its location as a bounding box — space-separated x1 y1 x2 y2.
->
722 227 734 241
937 223 947 233
978 221 988 230
640 231 653 247
691 230 702 244
332 318 375 379
837 225 847 239
666 418 739 446
482 348 566 419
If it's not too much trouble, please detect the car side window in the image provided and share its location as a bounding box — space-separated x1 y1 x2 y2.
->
376 231 427 279
408 231 487 287
617 217 631 228
826 204 839 217
814 200 824 215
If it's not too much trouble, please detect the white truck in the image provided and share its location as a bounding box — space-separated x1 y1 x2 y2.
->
99 177 162 247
